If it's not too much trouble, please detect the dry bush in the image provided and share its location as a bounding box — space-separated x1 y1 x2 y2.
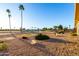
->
0 43 8 51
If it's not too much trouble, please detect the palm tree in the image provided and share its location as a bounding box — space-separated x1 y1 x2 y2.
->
19 4 25 33
6 9 11 32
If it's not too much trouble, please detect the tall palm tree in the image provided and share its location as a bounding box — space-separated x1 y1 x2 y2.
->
6 9 11 32
19 4 25 33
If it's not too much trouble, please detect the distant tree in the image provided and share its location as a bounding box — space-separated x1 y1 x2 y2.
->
64 27 68 32
53 26 58 30
42 27 48 31
69 25 71 29
6 9 11 32
58 25 63 30
48 28 53 30
19 4 25 33
0 27 2 30
37 28 40 32
22 28 26 32
22 28 26 31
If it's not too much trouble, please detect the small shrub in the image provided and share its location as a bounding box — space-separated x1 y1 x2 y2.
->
0 43 8 51
71 33 77 36
35 33 50 40
57 30 64 34
0 41 4 43
22 36 28 39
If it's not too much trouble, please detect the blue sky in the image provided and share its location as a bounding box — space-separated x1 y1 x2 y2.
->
0 3 74 29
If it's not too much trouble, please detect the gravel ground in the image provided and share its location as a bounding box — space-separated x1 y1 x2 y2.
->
1 32 79 56
6 39 51 56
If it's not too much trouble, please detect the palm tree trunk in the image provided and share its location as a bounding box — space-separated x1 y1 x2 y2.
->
21 10 23 33
9 16 11 33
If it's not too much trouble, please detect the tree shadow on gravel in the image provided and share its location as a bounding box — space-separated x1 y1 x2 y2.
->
46 38 72 43
33 43 46 49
